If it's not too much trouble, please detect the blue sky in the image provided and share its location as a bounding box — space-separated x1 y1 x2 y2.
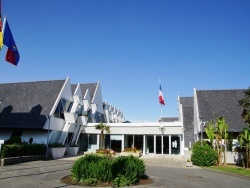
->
0 0 249 122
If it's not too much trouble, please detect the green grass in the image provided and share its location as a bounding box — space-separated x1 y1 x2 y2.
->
205 165 250 177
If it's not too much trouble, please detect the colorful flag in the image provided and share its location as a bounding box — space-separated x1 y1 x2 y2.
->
0 0 3 49
3 19 19 65
159 84 165 106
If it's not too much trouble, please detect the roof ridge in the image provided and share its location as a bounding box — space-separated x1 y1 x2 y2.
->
197 89 246 92
0 79 66 85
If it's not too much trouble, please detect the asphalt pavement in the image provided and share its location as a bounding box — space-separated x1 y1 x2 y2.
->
0 155 250 188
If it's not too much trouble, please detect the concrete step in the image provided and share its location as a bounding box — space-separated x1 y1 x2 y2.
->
140 155 185 168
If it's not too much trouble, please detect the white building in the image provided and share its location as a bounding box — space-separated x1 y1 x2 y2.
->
0 77 186 156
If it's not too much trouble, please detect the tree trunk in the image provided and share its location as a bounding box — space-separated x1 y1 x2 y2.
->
100 131 104 150
247 147 249 169
224 140 227 165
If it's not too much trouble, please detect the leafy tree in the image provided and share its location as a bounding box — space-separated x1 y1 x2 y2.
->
205 115 228 166
205 121 215 144
238 88 250 126
95 122 110 150
238 127 250 168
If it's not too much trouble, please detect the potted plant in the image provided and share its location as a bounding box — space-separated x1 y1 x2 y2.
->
65 144 79 156
48 143 66 159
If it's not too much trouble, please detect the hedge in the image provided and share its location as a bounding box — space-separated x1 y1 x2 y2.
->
0 144 46 158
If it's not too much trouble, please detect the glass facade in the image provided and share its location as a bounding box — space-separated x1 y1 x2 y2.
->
79 133 182 155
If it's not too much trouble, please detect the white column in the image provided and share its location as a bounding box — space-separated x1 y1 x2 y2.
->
143 135 146 154
154 135 156 154
121 135 124 152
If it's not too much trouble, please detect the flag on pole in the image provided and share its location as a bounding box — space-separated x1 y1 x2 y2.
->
3 19 19 65
0 0 3 49
159 83 165 106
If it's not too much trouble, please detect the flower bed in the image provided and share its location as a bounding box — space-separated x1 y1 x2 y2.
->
121 148 142 157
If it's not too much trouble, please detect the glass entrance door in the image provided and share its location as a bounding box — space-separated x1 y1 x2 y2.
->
146 135 154 153
163 136 169 154
171 136 180 155
156 136 162 154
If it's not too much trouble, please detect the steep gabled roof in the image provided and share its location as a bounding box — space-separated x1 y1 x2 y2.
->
0 79 66 129
180 97 193 107
180 97 194 147
196 89 247 132
71 83 97 101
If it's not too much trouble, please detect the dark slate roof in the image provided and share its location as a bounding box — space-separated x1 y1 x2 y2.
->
180 97 194 148
196 89 247 132
71 83 97 101
159 117 179 122
0 79 66 129
180 97 193 107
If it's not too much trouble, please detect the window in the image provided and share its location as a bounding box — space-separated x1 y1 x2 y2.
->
53 98 73 119
75 104 83 116
89 134 97 145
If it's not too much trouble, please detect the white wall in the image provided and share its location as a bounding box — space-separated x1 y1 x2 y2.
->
91 82 104 114
21 131 48 144
0 130 12 141
85 122 183 135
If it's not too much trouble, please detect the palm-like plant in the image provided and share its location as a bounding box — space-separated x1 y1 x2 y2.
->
95 122 110 150
205 121 215 144
238 128 250 168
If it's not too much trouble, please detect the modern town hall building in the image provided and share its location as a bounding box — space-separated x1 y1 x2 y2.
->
0 77 184 156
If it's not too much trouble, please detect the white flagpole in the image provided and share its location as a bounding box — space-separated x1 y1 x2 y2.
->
159 78 163 122
2 16 6 33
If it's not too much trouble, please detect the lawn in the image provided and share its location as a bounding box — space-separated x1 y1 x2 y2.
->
205 165 250 177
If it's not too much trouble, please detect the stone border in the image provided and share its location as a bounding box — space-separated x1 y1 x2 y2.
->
0 155 45 166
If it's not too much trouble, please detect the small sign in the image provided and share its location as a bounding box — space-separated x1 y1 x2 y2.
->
0 140 4 144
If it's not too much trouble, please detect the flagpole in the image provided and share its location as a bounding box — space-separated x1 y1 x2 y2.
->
2 16 6 33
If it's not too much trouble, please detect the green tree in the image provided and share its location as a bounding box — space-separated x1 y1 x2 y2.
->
238 88 250 168
238 88 250 126
238 127 250 168
95 122 110 150
205 115 228 166
216 116 228 166
205 121 215 144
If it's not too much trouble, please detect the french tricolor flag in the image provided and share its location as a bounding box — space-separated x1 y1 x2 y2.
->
159 84 165 106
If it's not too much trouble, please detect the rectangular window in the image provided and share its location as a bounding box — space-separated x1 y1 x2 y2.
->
89 134 97 145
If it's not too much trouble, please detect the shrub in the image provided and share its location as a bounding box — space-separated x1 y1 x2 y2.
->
71 154 146 186
113 174 130 187
1 144 46 158
191 145 218 166
72 154 113 183
112 155 145 184
83 178 98 186
192 140 212 151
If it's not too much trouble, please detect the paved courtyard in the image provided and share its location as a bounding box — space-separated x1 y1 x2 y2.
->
0 155 250 187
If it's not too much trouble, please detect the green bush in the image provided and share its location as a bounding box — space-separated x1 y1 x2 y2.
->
71 155 113 183
192 140 212 151
191 145 218 166
113 174 130 187
83 178 98 186
1 144 46 158
112 155 145 184
71 154 146 186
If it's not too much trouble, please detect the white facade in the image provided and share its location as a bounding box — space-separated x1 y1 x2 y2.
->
0 77 185 156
